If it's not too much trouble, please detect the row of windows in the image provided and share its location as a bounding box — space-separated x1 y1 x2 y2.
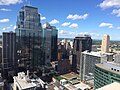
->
111 68 120 72
94 66 120 89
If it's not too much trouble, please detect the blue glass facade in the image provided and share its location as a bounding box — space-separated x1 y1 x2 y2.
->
43 23 58 63
15 5 45 70
51 27 58 61
15 5 58 71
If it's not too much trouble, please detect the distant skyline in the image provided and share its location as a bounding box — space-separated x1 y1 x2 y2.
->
0 0 120 40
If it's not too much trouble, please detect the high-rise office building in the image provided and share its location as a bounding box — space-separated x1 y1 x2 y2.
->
101 34 110 54
72 34 92 73
80 51 107 81
94 62 120 89
51 25 58 61
44 22 58 62
15 5 44 70
2 32 17 78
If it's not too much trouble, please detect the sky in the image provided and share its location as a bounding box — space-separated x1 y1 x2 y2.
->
0 0 120 40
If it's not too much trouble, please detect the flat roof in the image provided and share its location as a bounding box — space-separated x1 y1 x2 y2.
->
96 82 120 90
64 84 78 90
60 79 67 82
104 53 114 55
96 62 120 75
22 5 38 9
69 79 80 85
47 82 68 90
14 72 46 89
61 72 80 81
74 83 91 89
76 34 91 38
82 51 105 57
14 77 37 89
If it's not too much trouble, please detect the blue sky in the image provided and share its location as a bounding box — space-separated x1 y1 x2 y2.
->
0 0 120 40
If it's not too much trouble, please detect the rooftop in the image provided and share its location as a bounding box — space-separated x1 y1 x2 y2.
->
74 83 91 90
96 62 120 75
76 34 91 38
14 77 37 89
96 82 120 90
64 84 78 90
69 79 80 85
61 72 80 81
48 82 68 90
22 5 38 9
82 51 105 57
13 72 47 89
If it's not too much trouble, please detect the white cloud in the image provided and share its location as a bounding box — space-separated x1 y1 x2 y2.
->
99 0 120 9
59 30 100 39
10 25 13 27
112 9 120 17
67 14 88 20
2 28 6 30
0 8 11 11
6 26 11 29
61 22 71 27
59 30 68 35
99 22 113 28
117 26 120 29
41 16 46 20
59 30 76 37
69 23 78 28
90 33 100 37
13 25 17 30
42 23 46 28
49 19 59 24
0 0 22 5
2 25 16 31
0 19 9 23
78 32 100 39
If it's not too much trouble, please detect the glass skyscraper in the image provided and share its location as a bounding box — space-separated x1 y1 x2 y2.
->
51 26 58 61
43 22 58 63
15 5 45 70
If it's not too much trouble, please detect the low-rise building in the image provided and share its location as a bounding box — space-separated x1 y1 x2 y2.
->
13 71 47 90
96 82 120 90
74 83 91 90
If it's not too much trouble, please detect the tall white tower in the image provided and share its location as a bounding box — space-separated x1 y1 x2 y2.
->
101 34 110 54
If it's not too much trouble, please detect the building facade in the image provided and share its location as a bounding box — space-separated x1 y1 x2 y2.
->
2 32 17 78
15 5 45 70
57 59 70 74
94 62 120 89
72 35 92 73
80 51 107 81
